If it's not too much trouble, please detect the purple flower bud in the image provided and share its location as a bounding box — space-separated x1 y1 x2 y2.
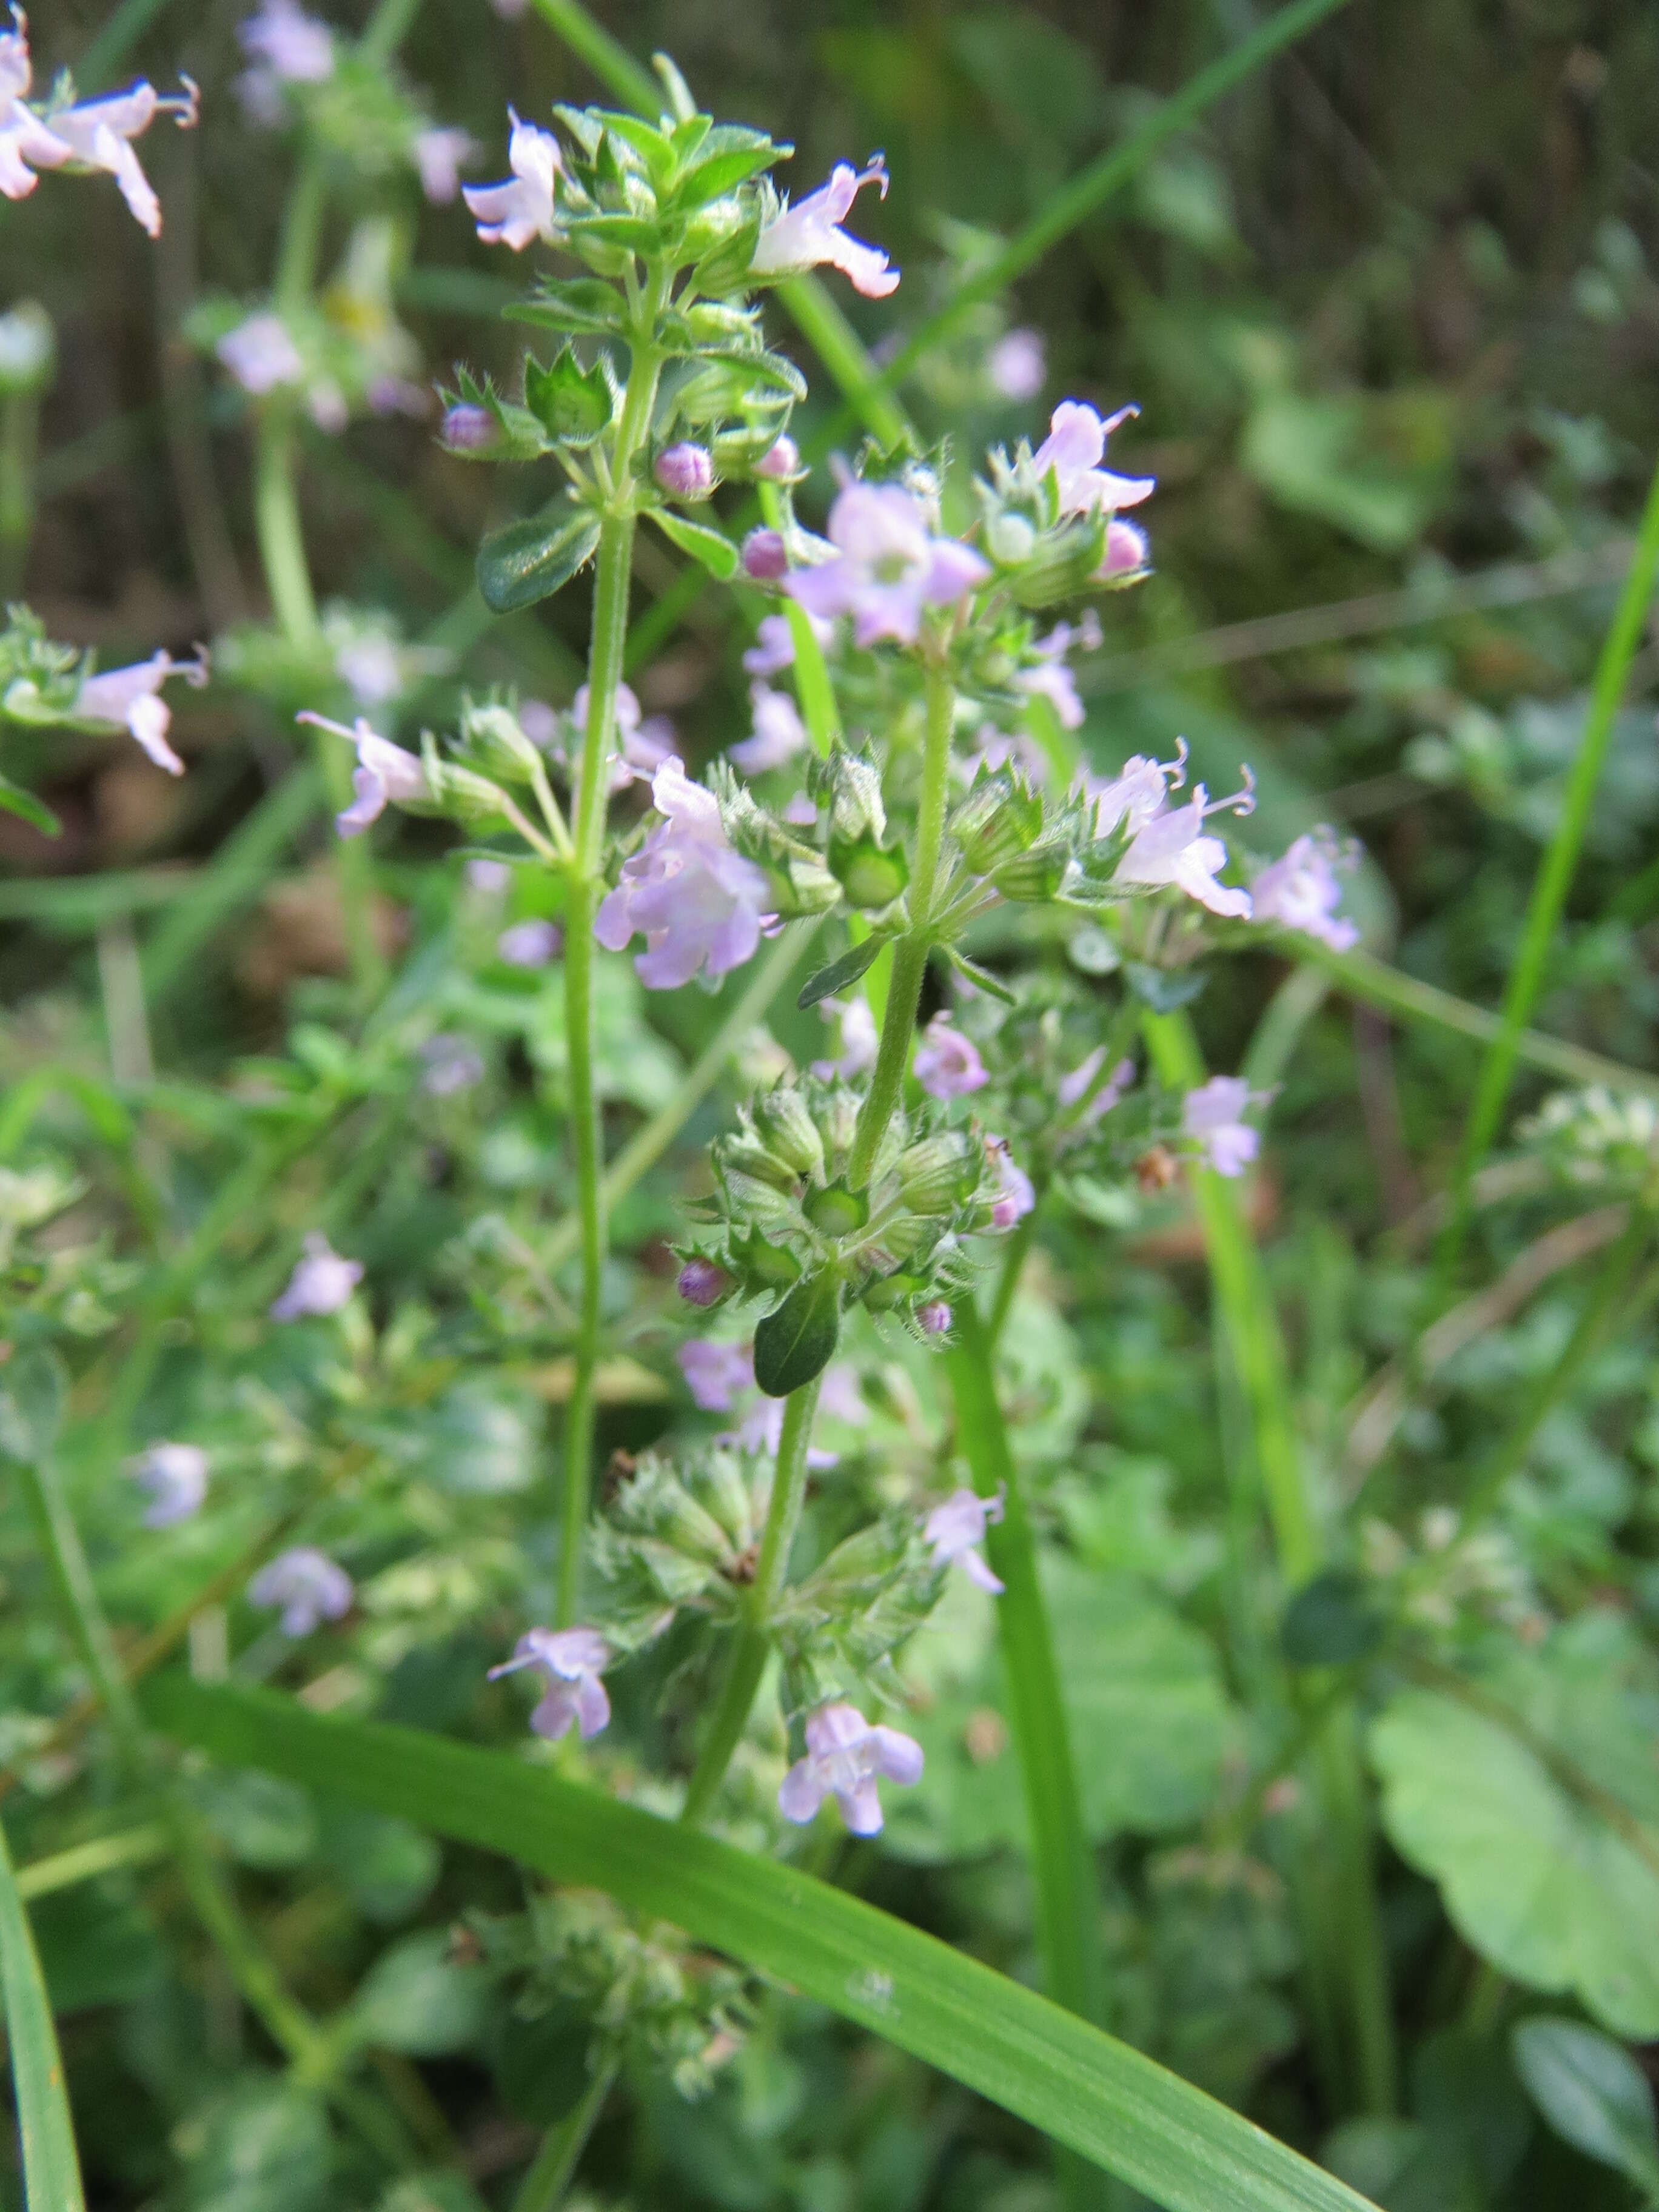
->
654 442 715 500
677 1258 731 1309
917 1300 953 1336
742 528 789 582
441 403 495 452
754 436 799 480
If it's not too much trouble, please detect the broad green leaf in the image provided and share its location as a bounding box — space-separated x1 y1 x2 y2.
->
1512 2017 1659 2196
477 506 603 615
185 2078 330 2212
143 1675 1376 2212
753 1270 840 1398
0 1811 86 2210
349 1929 494 2057
647 508 740 579
797 935 882 1010
1370 1686 1659 2037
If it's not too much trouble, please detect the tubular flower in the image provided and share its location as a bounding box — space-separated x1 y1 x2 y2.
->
1097 518 1150 585
270 1232 363 1319
128 1442 209 1529
913 1014 989 1100
298 711 427 837
729 683 809 774
76 648 208 776
463 110 560 250
413 125 476 206
1182 1076 1267 1178
488 1626 611 1741
594 757 773 990
984 1136 1035 1229
925 1486 1005 1592
1252 829 1359 951
778 1703 925 1835
1033 400 1155 519
1088 748 1254 919
751 157 899 298
0 16 197 235
678 1338 754 1413
249 1547 353 1637
785 483 989 648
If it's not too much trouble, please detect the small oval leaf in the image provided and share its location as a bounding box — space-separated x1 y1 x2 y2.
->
648 509 739 579
477 508 603 615
754 1270 840 1398
797 936 882 1011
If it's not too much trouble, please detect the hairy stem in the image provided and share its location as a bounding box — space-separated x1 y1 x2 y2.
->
680 1375 824 1826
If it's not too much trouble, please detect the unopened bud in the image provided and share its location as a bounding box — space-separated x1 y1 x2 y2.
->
897 1131 980 1215
986 512 1037 565
1097 519 1150 586
754 436 800 480
917 1300 953 1336
677 1258 731 1308
751 1089 826 1181
803 1179 868 1238
742 528 789 582
830 830 909 911
992 839 1071 903
655 442 715 500
441 403 495 452
950 771 1042 873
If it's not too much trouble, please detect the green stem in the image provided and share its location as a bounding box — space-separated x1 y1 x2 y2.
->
1142 1009 1396 2119
511 2060 618 2212
557 337 663 1628
848 662 954 1187
0 386 39 595
0 1806 87 2212
987 1210 1037 1346
1437 450 1659 1284
680 1376 823 1827
252 415 318 642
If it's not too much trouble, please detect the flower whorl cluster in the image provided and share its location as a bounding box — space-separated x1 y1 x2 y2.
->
680 1076 993 1393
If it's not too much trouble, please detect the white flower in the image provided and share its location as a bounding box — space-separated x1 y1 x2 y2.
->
1182 1076 1267 1178
413 125 476 206
729 683 808 774
1032 400 1155 518
488 1626 610 1740
778 1703 924 1835
464 110 560 250
594 757 773 990
751 158 899 298
1251 829 1359 952
297 710 428 837
924 1486 1005 1593
75 648 208 776
270 1232 363 1319
216 312 304 395
128 1442 209 1529
0 20 197 236
249 1547 352 1636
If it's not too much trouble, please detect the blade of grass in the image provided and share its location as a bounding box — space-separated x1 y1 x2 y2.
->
15 1826 171 1902
142 1675 1379 2212
0 1810 87 2212
1436 451 1659 1282
944 1298 1108 2212
1143 1010 1395 2120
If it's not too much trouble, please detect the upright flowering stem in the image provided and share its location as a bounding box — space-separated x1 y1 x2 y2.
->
848 659 954 1188
680 1374 824 1825
557 317 665 1627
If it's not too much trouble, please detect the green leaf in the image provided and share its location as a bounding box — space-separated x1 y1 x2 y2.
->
187 2079 330 2212
0 769 60 836
671 132 782 210
507 279 626 338
0 1811 87 2210
943 946 1018 1005
753 1270 840 1398
142 1675 1375 2212
350 1929 494 2057
1280 1570 1384 1670
646 508 739 579
1511 2017 1659 2196
797 936 882 1010
691 343 807 400
1371 1684 1659 2037
477 506 603 615
591 108 678 185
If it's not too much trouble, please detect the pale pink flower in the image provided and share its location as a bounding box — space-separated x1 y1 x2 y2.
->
216 312 304 395
677 1258 731 1309
913 1014 988 1100
778 1703 924 1834
729 683 808 774
754 435 800 480
811 996 878 1080
916 1299 952 1336
420 1034 484 1096
0 19 74 203
742 528 789 581
1033 400 1155 519
0 27 196 238
488 1626 609 1741
925 1486 1005 1592
129 1442 209 1529
1014 617 1098 732
464 110 560 250
76 648 207 776
818 1362 869 1426
270 1232 363 1319
751 158 899 298
988 327 1045 401
237 0 333 121
743 609 829 677
786 483 989 648
1097 519 1150 585
496 919 561 968
298 711 427 837
654 442 714 500
1251 830 1359 952
414 125 477 206
250 1547 352 1636
1088 748 1254 919
594 757 773 990
565 680 673 792
984 1136 1034 1228
679 1338 754 1413
1057 1048 1134 1124
1182 1076 1265 1178
959 725 1050 787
